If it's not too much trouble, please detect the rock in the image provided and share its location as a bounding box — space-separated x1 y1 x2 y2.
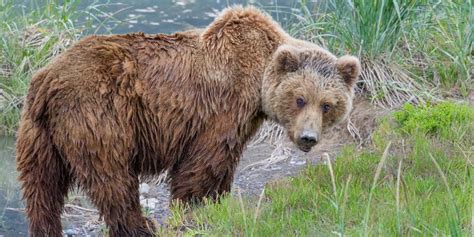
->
140 198 159 209
289 157 306 166
64 229 78 237
139 183 150 194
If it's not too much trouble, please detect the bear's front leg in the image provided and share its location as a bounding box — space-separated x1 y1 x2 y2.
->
169 147 240 204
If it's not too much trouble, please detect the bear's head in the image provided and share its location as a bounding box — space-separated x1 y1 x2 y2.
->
262 45 361 152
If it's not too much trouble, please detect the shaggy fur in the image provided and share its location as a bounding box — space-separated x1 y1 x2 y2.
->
16 6 360 237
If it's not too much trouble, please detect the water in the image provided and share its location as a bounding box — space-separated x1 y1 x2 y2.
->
2 0 309 235
0 136 27 236
75 0 303 34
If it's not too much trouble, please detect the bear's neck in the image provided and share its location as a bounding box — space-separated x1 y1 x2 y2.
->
200 16 290 136
199 43 285 146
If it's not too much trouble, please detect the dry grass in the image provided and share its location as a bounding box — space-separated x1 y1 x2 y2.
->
0 1 83 135
359 59 438 109
0 0 120 135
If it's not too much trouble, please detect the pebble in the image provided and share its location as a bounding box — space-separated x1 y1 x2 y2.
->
63 229 78 237
289 157 306 166
140 198 159 209
139 183 150 194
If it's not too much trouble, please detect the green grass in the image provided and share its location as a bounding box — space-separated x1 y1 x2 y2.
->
160 102 473 236
393 102 473 139
0 0 114 135
407 0 472 91
324 0 422 59
0 0 84 135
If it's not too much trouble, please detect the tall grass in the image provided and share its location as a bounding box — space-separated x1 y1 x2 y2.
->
0 0 116 135
324 0 421 58
408 0 472 91
0 0 84 135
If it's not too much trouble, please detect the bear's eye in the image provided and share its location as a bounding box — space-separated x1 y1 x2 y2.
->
296 97 306 108
322 103 331 113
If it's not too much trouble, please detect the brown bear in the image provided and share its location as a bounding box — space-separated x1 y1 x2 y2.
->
16 6 360 237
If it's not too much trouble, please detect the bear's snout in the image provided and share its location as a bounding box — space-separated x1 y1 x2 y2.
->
297 130 319 152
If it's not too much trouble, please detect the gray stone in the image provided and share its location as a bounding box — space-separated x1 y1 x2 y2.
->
139 183 150 194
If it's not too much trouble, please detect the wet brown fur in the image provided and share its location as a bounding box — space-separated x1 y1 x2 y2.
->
16 6 360 237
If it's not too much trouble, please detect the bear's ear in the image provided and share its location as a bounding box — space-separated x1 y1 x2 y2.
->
275 47 300 73
336 55 361 89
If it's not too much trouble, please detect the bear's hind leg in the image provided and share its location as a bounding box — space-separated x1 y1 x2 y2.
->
67 143 155 237
79 169 155 236
55 98 156 236
16 123 72 237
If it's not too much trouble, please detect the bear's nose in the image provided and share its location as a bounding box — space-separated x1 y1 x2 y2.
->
298 131 318 147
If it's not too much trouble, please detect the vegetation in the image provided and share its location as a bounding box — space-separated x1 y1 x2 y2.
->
393 102 473 138
409 0 472 91
0 0 113 135
0 0 80 134
160 102 473 236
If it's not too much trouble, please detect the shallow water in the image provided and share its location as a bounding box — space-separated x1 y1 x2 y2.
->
0 136 28 236
2 0 310 235
75 0 303 34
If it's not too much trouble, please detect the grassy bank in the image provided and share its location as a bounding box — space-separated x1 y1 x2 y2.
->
0 0 114 135
0 0 85 135
159 102 473 236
